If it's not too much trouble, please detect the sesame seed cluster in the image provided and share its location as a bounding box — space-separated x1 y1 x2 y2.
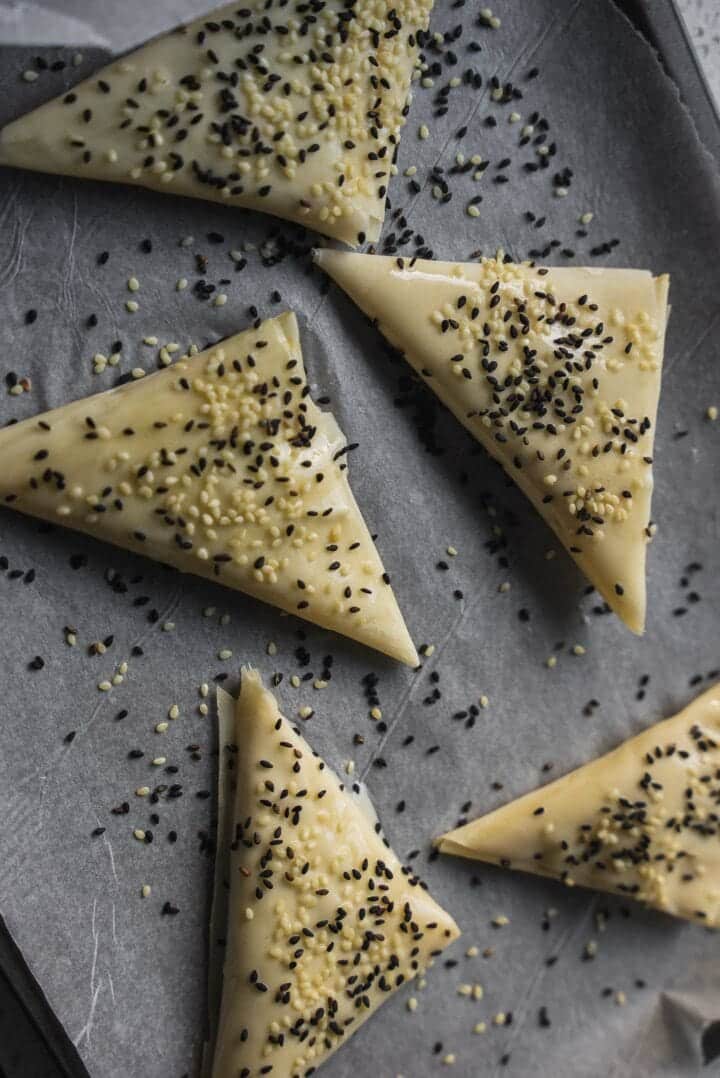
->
0 311 416 664
0 0 433 244
440 686 720 928
314 249 669 631
213 671 459 1076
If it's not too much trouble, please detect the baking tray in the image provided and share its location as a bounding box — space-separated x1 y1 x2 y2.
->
0 0 718 1075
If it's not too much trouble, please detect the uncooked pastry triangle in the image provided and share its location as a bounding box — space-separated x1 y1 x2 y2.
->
314 250 670 632
211 669 460 1077
0 311 417 665
0 0 434 246
438 684 720 927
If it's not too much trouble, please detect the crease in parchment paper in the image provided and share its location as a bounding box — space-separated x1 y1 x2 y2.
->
72 897 115 1050
0 1 110 47
608 0 720 171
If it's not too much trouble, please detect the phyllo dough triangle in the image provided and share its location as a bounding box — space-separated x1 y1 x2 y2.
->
438 684 720 927
0 312 417 665
212 670 460 1077
314 250 670 632
0 0 434 246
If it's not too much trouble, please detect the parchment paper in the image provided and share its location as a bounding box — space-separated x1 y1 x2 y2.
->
0 2 719 1076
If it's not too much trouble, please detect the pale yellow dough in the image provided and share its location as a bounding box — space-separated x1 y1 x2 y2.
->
438 684 720 927
211 670 460 1077
0 312 417 665
0 0 434 246
314 249 670 632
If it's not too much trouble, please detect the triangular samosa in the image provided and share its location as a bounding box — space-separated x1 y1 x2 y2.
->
438 684 720 927
314 250 670 632
0 312 417 665
211 670 460 1076
0 1 434 246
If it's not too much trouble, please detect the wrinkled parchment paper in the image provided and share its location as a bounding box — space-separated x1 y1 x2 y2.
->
0 2 719 1076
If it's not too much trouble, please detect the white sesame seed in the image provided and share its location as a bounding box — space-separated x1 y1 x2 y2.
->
151 756 166 767
572 644 586 656
126 300 139 313
580 211 594 224
135 787 150 797
407 997 418 1012
442 1055 456 1066
267 641 277 656
162 620 175 632
141 884 151 898
404 165 417 177
446 546 458 556
419 124 430 140
213 293 228 307
615 991 627 1006
420 643 435 657
466 946 479 958
467 204 481 218
131 366 145 378
98 680 112 692
370 706 382 720
198 703 209 716
143 335 158 346
127 276 140 292
245 907 254 921
202 606 216 617
298 705 314 719
168 704 179 720
473 1022 486 1034
449 76 461 88
176 277 188 291
546 656 557 669
179 235 194 247
492 914 510 927
199 683 209 698
133 828 146 842
218 648 232 660
498 581 510 593
555 186 569 197
22 70 39 83
344 759 355 776
219 613 230 626
290 675 301 688
707 405 718 421
479 695 489 709
509 111 521 123
72 53 83 67
155 721 169 733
